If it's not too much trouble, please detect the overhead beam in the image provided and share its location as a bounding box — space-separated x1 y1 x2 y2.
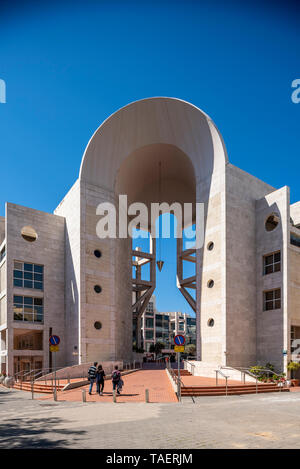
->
132 278 153 287
180 275 196 287
132 250 154 260
180 248 196 258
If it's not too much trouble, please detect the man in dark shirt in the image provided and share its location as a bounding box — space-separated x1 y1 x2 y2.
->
88 362 98 395
111 365 121 395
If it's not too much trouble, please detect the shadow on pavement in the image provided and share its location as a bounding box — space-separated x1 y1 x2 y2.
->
0 417 86 448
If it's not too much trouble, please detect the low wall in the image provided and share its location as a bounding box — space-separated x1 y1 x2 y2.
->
184 361 256 383
184 360 219 378
165 368 178 395
62 368 142 391
36 361 123 381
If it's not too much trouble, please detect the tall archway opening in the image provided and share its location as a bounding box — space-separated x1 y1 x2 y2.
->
78 97 227 364
115 143 197 353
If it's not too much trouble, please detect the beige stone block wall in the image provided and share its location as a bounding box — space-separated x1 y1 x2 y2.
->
6 203 66 374
80 182 132 364
0 262 6 294
225 164 275 367
290 201 300 226
0 296 6 326
55 180 81 366
197 169 226 364
255 186 289 372
288 245 300 351
0 217 5 245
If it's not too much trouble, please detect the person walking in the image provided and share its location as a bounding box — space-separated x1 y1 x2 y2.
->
96 364 106 395
88 362 98 395
111 365 121 395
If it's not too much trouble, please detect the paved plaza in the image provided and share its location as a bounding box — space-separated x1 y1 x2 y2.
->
37 370 178 403
1 386 300 449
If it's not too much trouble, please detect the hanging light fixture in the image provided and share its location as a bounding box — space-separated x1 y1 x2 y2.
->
156 161 164 272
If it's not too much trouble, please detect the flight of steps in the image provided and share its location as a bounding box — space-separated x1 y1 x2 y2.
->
173 370 192 377
13 381 65 394
171 369 289 396
181 383 290 397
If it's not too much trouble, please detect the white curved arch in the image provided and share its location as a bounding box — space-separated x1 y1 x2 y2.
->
79 97 228 189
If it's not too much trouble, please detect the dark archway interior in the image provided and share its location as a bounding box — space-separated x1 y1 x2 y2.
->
115 143 196 219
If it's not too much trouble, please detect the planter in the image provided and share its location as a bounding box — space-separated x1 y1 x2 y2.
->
291 379 300 387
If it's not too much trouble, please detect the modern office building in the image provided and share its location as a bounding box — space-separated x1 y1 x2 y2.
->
140 295 196 352
0 97 300 377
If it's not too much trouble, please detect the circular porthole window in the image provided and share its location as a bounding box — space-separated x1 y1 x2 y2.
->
21 226 38 242
94 249 102 258
207 279 214 288
207 242 214 251
94 321 102 330
94 285 102 293
207 318 215 327
265 214 280 232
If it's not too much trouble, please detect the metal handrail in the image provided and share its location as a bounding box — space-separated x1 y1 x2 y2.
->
221 365 284 384
169 367 185 388
215 369 229 396
220 366 284 393
14 366 65 385
183 360 195 375
123 360 143 371
222 365 282 378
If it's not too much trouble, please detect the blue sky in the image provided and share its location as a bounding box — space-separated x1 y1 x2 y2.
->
0 0 299 315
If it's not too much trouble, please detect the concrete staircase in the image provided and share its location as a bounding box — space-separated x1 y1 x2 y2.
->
13 381 65 394
181 383 289 397
169 368 289 397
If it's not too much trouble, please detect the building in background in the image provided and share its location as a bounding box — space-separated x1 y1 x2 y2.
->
141 295 196 352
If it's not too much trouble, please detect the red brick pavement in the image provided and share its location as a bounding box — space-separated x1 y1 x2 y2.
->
38 369 178 403
181 375 242 387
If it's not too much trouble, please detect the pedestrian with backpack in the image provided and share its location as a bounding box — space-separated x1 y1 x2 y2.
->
111 365 121 395
88 362 98 395
96 364 106 395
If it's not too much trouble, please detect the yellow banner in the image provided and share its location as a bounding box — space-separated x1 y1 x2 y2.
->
50 345 59 352
174 345 184 352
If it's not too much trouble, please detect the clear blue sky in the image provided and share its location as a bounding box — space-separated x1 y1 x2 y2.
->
0 0 299 315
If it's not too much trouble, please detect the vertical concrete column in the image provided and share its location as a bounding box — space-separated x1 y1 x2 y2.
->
7 327 13 376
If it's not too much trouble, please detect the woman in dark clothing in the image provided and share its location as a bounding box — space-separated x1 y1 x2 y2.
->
96 364 106 395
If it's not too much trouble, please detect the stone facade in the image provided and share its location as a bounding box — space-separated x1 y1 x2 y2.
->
0 97 299 376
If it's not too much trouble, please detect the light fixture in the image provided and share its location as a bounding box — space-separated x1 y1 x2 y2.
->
156 161 164 272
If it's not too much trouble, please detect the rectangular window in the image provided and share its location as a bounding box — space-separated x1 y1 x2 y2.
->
145 330 154 340
13 295 44 323
13 261 44 290
263 289 281 311
291 233 300 248
145 318 154 329
263 251 281 275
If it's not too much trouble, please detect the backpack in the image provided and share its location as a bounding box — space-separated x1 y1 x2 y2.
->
112 370 120 382
88 366 97 379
